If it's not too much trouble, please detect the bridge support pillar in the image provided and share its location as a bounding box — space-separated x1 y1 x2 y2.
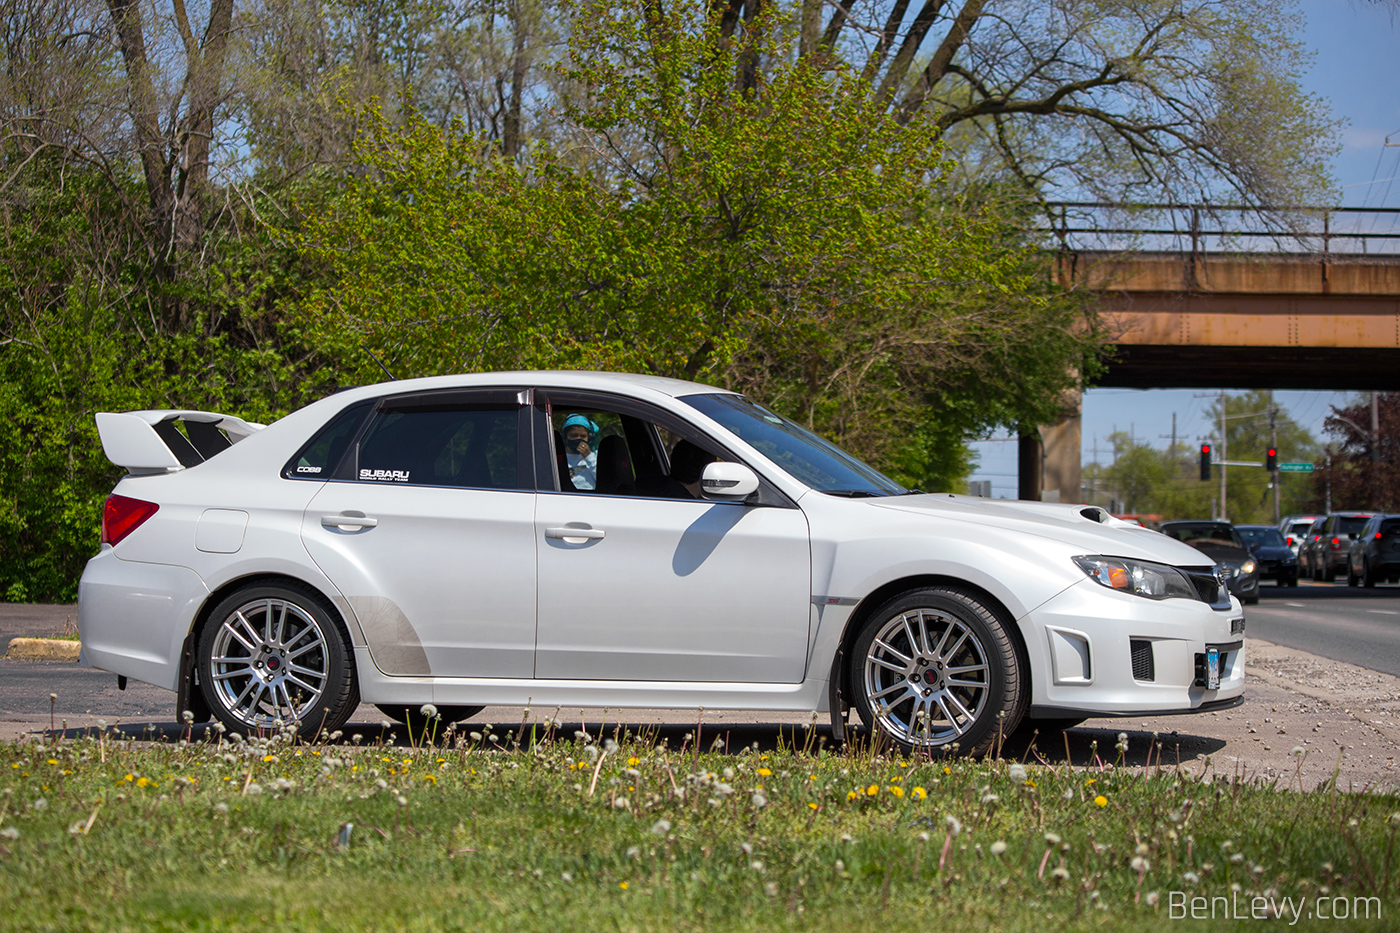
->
1017 392 1083 504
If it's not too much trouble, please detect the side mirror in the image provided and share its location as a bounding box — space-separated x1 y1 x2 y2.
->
700 461 759 499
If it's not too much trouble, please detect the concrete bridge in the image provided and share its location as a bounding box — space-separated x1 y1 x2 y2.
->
1020 207 1400 502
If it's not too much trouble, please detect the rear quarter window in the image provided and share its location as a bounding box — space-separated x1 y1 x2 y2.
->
283 401 374 480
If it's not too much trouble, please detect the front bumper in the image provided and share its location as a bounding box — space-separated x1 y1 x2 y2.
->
1021 579 1246 717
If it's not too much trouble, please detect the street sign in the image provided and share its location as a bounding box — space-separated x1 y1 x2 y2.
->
1278 462 1314 473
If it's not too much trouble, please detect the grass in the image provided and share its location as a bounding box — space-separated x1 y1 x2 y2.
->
0 713 1397 932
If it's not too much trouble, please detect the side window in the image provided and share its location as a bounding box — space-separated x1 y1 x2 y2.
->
549 404 721 500
356 405 522 489
283 400 374 480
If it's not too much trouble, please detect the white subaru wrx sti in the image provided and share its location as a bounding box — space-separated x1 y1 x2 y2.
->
78 372 1244 752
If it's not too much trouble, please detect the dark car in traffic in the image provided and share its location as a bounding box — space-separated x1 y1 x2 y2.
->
1305 512 1375 582
1346 514 1400 588
1235 524 1299 588
1157 521 1260 604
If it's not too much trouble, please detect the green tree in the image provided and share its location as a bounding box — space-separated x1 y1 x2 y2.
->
1315 393 1399 511
294 4 1103 489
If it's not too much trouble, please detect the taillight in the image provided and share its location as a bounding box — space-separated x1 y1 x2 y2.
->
1286 536 1294 546
102 495 159 546
1378 532 1385 540
1331 537 1341 549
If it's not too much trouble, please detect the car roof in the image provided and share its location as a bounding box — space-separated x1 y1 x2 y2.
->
324 371 733 406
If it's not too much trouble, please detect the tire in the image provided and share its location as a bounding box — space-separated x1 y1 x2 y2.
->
1363 560 1377 589
1324 561 1337 583
377 703 483 740
198 583 357 738
850 586 1022 756
1012 716 1085 741
1278 572 1296 588
1348 563 1360 587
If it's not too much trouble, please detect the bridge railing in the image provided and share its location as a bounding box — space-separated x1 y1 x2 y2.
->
1040 202 1400 257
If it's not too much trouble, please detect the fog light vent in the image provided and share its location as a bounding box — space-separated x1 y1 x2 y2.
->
1231 617 1246 636
1130 639 1155 682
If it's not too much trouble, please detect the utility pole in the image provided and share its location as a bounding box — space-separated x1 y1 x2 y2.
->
1219 389 1228 522
1270 391 1280 524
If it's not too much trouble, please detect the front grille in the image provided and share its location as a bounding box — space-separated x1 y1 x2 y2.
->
1130 639 1155 681
1184 567 1230 609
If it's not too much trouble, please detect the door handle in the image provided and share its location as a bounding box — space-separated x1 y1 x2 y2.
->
321 514 378 529
545 526 605 541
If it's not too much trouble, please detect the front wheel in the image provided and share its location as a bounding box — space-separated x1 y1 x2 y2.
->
198 583 357 738
1362 560 1377 588
850 587 1022 756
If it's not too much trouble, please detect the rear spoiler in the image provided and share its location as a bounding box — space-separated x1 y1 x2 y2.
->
95 410 265 474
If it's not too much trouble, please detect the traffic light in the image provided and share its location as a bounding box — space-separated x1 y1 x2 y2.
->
1266 447 1277 471
1199 443 1211 481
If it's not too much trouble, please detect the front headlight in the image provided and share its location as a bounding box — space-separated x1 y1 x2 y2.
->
1240 559 1257 575
1073 555 1199 601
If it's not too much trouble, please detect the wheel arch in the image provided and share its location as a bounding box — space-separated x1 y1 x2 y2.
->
179 572 359 721
832 574 1032 722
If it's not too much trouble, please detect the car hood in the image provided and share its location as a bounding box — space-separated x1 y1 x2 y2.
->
1187 542 1250 564
1249 544 1294 561
864 495 1212 566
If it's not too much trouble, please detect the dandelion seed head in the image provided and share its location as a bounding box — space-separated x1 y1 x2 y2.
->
1131 856 1149 872
214 803 229 814
750 860 764 872
395 795 408 807
991 840 1007 855
1182 871 1199 885
945 815 961 835
246 783 262 796
1051 866 1070 880
651 819 671 836
614 797 629 809
420 704 438 719
1007 764 1027 783
32 798 47 811
751 792 767 808
626 846 641 860
1146 891 1160 907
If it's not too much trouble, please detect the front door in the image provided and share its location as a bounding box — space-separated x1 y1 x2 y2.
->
532 393 811 684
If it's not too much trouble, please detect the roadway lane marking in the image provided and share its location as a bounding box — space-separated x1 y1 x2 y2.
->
1366 609 1399 615
1286 603 1306 608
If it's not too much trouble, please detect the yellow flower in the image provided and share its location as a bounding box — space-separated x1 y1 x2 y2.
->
889 785 904 798
1085 777 1096 785
423 774 437 784
757 768 772 777
136 777 150 788
942 766 951 774
619 882 629 890
847 791 858 801
760 754 770 761
866 784 879 796
263 754 275 763
809 774 817 781
124 774 134 782
808 802 819 811
627 757 639 767
1094 795 1108 807
46 758 58 765
911 786 927 800
890 775 903 782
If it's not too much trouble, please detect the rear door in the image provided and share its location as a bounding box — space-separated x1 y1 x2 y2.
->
301 388 538 678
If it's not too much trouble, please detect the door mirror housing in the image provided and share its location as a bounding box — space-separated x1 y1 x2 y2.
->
700 462 760 499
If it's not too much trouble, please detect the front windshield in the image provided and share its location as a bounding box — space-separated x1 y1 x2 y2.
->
1237 527 1285 549
683 394 907 496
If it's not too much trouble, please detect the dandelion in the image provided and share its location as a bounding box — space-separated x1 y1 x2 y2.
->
750 860 764 872
1051 866 1070 881
1146 891 1160 907
627 757 639 767
0 827 18 840
1008 764 1027 783
214 803 229 815
981 793 999 804
626 846 641 860
1131 856 1150 872
375 778 388 790
1182 871 1200 885
917 831 930 843
1045 833 1061 845
757 768 772 777
619 882 628 890
561 872 573 883
765 882 779 897
866 784 879 797
395 795 408 807
890 786 904 798
1290 746 1306 758
420 704 438 719
911 786 927 800
1116 732 1129 755
651 819 671 836
1094 795 1108 807
246 783 263 796
614 798 629 809
31 798 47 811
752 792 768 808
991 841 1007 856
945 815 961 835
847 791 858 801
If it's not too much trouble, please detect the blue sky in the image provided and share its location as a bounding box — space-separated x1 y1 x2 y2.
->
968 1 1399 498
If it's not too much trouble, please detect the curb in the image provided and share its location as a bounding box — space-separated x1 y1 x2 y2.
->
6 637 81 661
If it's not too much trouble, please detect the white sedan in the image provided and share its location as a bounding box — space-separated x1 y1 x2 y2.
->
78 371 1245 753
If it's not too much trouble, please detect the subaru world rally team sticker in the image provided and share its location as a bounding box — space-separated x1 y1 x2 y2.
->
360 469 411 482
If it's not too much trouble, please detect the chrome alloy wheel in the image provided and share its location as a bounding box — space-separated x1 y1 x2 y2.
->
208 598 330 728
861 608 991 747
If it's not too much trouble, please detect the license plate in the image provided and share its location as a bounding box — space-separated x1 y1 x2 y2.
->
1206 647 1220 690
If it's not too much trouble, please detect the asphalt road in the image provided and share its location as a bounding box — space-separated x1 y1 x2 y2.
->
1244 579 1400 677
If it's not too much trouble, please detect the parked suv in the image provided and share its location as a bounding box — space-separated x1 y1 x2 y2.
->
1236 525 1299 588
1346 514 1400 587
1306 512 1375 582
1158 521 1260 604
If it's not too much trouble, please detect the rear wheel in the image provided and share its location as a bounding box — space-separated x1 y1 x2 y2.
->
850 587 1022 756
1348 563 1360 587
198 583 357 738
1363 559 1377 588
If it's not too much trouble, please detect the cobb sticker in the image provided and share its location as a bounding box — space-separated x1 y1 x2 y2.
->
360 469 411 482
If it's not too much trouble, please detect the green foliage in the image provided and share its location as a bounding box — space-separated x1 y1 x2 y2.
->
0 165 341 601
295 2 1102 491
1315 393 1400 511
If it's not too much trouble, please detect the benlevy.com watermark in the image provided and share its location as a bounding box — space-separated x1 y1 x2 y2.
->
1170 892 1381 923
